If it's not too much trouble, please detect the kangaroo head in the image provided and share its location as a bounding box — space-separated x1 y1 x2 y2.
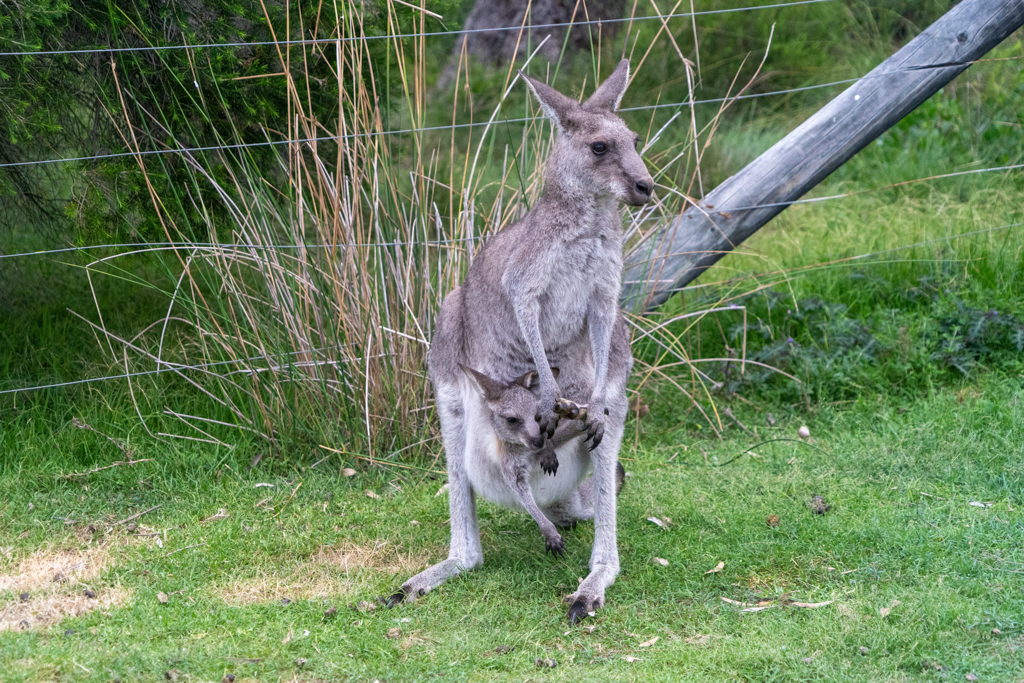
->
461 365 559 450
523 59 653 207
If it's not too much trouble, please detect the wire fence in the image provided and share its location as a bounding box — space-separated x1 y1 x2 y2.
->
0 0 834 58
0 78 862 171
3 219 1021 397
4 161 1022 261
2 0 1022 402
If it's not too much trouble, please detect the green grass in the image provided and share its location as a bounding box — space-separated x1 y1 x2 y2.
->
2 369 1024 681
2 12 1023 682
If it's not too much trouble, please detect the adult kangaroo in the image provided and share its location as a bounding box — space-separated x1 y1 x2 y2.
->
388 59 652 624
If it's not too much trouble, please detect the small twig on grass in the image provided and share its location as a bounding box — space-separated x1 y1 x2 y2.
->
276 482 302 518
723 407 751 434
61 458 154 479
318 445 445 476
310 454 332 468
163 542 207 557
114 505 162 526
71 417 135 457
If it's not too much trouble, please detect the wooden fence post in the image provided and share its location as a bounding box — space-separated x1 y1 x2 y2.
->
620 0 1024 312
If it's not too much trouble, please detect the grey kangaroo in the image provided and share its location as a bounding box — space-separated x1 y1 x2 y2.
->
387 59 651 623
459 364 625 557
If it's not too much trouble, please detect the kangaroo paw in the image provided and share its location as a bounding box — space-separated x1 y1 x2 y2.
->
545 533 565 558
553 398 587 421
539 450 559 476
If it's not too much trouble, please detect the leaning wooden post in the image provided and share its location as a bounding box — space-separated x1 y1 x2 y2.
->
620 0 1024 312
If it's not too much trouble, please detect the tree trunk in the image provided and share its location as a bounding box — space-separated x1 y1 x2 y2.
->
619 0 1024 312
455 0 626 65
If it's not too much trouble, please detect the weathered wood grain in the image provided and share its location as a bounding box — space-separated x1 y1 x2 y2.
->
621 0 1024 312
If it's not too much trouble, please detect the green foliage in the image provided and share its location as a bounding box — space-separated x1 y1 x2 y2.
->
0 0 458 243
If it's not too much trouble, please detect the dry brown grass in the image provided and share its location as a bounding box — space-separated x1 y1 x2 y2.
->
0 544 130 631
213 540 436 606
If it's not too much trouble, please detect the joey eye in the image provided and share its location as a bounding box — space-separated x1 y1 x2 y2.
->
634 137 640 150
591 142 607 155
506 416 519 425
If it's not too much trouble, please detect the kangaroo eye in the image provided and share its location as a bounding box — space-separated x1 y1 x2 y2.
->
591 142 607 155
506 416 519 425
634 137 640 150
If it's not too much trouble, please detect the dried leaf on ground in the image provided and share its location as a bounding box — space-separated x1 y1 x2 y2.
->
435 484 449 497
639 637 659 647
364 490 380 499
647 517 665 528
622 656 642 663
157 592 168 604
720 597 752 607
705 561 725 574
653 557 669 566
969 501 993 508
879 599 901 618
341 468 357 477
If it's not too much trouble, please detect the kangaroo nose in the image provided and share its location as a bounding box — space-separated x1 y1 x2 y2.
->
532 437 545 449
635 181 651 197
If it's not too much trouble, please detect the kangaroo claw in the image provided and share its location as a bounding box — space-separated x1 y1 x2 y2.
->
545 536 565 557
567 598 590 624
385 588 407 608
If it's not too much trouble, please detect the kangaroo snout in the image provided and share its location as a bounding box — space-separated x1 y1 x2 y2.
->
627 174 654 205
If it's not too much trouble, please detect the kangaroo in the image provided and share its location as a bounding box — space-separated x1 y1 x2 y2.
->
458 365 591 556
387 59 651 623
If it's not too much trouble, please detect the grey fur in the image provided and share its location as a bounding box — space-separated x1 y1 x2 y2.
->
388 60 651 623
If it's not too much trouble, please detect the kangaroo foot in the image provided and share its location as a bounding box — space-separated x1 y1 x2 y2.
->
553 398 588 422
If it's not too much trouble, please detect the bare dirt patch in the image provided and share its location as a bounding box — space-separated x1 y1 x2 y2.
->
0 544 130 631
0 546 109 592
214 541 436 606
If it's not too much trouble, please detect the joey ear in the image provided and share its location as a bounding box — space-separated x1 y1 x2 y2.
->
583 59 630 112
512 370 538 390
460 364 505 402
522 73 579 133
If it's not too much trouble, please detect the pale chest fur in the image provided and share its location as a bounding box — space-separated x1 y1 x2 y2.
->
536 231 622 358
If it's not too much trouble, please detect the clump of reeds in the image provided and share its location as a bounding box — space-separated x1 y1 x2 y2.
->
83 0 772 461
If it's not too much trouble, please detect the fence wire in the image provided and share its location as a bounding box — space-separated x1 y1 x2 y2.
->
3 162 1022 261
4 220 1022 397
0 0 834 58
2 0 1020 400
0 78 862 171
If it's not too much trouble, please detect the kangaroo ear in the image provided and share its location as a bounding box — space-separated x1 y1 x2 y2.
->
583 59 630 112
460 364 505 402
522 73 579 133
512 370 538 390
